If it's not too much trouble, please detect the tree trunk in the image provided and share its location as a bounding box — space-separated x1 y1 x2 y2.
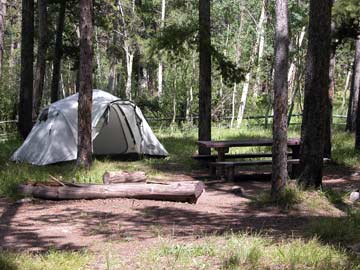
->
50 0 66 103
32 0 48 120
94 27 102 86
0 0 6 79
77 0 93 169
125 46 133 100
341 69 351 113
157 0 165 97
353 37 360 148
19 0 34 139
230 83 237 128
198 0 211 155
324 51 335 158
299 0 332 188
254 0 268 97
107 61 116 93
271 0 289 198
236 72 250 128
18 181 205 203
347 37 360 132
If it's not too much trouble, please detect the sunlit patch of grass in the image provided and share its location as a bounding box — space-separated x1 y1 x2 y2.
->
0 249 91 270
138 233 359 270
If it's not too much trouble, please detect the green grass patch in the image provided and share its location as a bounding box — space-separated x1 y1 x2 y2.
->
0 249 91 270
308 208 360 244
332 129 360 167
138 233 359 270
251 184 303 210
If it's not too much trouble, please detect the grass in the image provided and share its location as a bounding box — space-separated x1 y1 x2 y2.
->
135 232 360 270
251 184 303 210
0 249 91 270
308 207 360 244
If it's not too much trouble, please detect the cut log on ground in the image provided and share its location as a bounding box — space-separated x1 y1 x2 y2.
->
103 171 147 184
18 181 205 203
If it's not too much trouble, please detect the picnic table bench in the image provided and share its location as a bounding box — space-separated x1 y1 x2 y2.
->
196 138 301 181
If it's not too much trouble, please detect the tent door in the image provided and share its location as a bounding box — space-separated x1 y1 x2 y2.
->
93 106 129 155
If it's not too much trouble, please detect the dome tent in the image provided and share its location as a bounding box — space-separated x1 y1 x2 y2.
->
11 90 168 165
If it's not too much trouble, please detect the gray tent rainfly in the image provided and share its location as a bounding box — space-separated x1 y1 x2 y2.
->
11 90 168 165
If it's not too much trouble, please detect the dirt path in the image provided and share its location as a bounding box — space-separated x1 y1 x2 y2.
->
0 168 359 254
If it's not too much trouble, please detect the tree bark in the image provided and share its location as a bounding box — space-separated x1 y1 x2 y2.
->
19 0 34 139
353 37 360 148
0 0 6 79
299 0 332 188
341 69 351 113
125 47 133 100
236 73 250 128
324 51 335 158
254 0 268 97
157 0 165 97
77 0 93 169
271 0 289 198
50 0 66 103
18 181 205 203
32 0 48 120
103 171 147 184
198 0 211 155
348 37 360 133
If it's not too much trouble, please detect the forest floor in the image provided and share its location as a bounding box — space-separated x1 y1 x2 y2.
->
1 166 360 269
1 127 360 269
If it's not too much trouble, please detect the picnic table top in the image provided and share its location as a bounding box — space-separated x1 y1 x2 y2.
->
198 138 300 148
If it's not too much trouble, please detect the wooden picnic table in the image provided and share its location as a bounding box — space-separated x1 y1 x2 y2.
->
198 138 300 160
197 138 301 179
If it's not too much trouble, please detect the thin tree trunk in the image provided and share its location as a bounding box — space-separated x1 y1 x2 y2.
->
0 0 6 79
77 0 93 169
107 61 116 93
32 0 48 120
230 83 237 128
254 0 268 97
236 72 250 128
347 38 360 132
271 0 289 198
19 0 34 139
125 46 133 100
324 51 335 158
353 37 360 148
94 27 102 86
198 0 211 155
341 69 351 113
287 70 303 125
299 0 332 188
157 0 165 97
50 0 66 103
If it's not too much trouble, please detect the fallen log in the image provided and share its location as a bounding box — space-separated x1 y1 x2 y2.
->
102 171 147 184
18 181 205 204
